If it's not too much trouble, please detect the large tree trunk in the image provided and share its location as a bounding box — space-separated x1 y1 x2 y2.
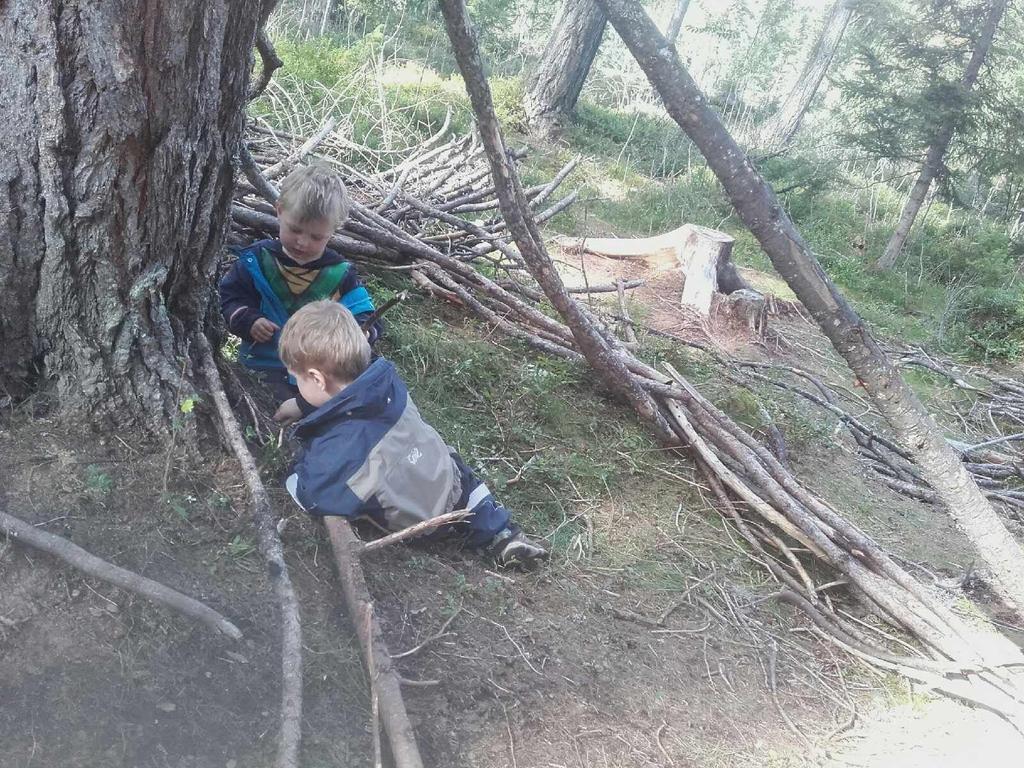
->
524 0 607 137
0 0 272 430
876 0 1007 270
760 0 854 149
596 0 1024 616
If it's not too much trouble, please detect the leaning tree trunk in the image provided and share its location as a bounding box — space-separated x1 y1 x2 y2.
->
595 0 1024 616
0 0 274 430
876 0 1007 270
524 0 607 137
760 0 853 149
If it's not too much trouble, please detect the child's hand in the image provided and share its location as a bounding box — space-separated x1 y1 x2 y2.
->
251 317 280 343
274 398 303 425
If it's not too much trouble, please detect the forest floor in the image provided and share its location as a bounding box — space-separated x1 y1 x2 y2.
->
3 240 1023 766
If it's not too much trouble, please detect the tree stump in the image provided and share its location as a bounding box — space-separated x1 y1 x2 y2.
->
559 223 769 333
677 225 736 314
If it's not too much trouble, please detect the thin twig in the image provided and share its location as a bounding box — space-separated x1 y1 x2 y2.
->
392 607 464 660
360 510 471 554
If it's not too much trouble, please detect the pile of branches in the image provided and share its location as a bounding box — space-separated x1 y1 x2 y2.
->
726 349 1024 518
231 112 578 274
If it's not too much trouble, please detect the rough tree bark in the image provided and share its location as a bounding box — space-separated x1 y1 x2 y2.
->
595 0 1024 616
876 0 1008 270
0 0 274 429
524 0 607 137
760 0 854 149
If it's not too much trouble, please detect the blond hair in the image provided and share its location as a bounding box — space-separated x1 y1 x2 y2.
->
279 301 370 385
277 163 351 225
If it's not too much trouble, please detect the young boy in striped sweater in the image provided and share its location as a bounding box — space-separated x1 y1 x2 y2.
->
219 163 379 403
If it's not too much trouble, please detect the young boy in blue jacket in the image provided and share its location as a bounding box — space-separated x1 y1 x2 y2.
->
277 300 547 568
220 163 379 401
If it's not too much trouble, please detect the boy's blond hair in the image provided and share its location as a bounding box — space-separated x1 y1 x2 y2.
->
279 301 370 385
277 163 351 225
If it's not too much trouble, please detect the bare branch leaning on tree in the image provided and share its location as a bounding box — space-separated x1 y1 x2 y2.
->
436 0 1024 727
0 508 242 640
195 333 303 768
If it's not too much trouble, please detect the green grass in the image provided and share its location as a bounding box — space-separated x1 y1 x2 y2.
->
378 294 662 544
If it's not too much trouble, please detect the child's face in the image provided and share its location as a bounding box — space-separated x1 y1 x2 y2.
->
277 207 336 264
289 366 344 408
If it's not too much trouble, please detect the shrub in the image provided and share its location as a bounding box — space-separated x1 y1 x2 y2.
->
960 287 1024 361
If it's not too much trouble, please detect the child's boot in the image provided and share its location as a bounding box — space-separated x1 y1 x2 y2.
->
489 528 548 569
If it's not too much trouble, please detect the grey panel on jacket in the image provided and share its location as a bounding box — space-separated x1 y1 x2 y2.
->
346 399 460 529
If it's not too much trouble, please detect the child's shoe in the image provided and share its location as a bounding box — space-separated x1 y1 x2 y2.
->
490 529 548 569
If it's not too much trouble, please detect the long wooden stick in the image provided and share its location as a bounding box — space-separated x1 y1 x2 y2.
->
323 516 424 768
363 603 384 768
263 117 338 179
0 508 242 640
196 334 303 768
359 290 409 332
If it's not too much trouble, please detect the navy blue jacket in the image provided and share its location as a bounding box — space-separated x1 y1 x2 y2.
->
219 239 377 370
286 358 512 545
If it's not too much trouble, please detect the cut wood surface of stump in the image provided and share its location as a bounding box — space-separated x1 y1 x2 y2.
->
677 225 736 315
558 223 769 332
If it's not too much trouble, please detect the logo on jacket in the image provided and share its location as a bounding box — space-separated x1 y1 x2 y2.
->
407 448 422 465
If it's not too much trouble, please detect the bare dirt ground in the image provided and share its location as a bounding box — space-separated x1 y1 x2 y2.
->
2 253 1022 766
1 405 829 768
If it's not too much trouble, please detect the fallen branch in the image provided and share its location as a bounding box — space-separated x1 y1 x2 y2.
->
0 508 242 640
323 516 425 768
231 203 382 258
263 117 338 179
359 290 409 333
363 603 384 768
392 607 464 660
196 333 303 768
